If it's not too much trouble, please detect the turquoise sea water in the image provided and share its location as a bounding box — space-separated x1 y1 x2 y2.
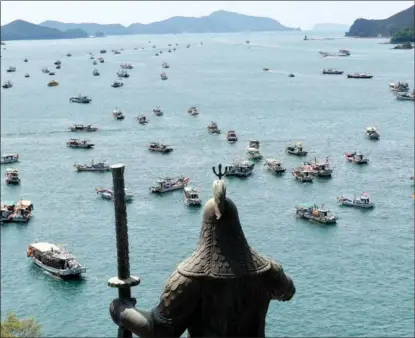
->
1 31 414 337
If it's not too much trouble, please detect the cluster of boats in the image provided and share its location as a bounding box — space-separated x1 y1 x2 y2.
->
1 200 33 223
389 82 415 101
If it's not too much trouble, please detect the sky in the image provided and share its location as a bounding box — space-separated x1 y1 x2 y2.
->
1 1 413 30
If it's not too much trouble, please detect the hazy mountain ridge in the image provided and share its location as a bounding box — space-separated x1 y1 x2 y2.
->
40 10 299 36
1 19 88 41
346 5 414 37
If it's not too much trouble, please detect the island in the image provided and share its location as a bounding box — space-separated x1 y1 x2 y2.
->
345 5 414 38
40 10 299 36
1 20 88 41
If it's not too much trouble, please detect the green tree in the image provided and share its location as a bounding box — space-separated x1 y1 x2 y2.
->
1 312 41 338
391 28 415 43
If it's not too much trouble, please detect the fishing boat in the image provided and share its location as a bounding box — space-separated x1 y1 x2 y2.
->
54 60 61 65
66 139 94 149
155 53 159 56
100 49 107 54
288 73 295 78
41 67 50 74
136 115 148 124
249 140 260 149
1 200 33 223
66 53 72 57
24 58 28 62
150 176 190 193
111 80 124 88
73 160 110 172
295 204 338 224
24 73 30 78
69 124 98 132
98 57 104 63
2 81 13 89
319 49 350 57
344 152 369 164
96 188 134 202
264 159 286 174
117 69 130 78
160 72 168 80
226 130 238 142
389 82 409 92
285 142 308 156
5 168 21 185
69 94 92 103
113 108 124 120
304 157 333 177
322 69 344 75
148 142 173 153
92 69 100 76
207 121 220 134
47 80 59 87
48 71 55 76
246 147 263 160
6 66 16 72
27 242 86 280
263 68 270 72
365 127 380 140
153 107 163 116
225 161 255 178
162 62 170 69
1 154 19 165
184 187 202 206
292 165 314 182
347 73 373 79
188 106 199 116
92 60 97 65
337 192 374 209
56 65 61 69
120 63 133 69
396 91 415 101
114 50 121 55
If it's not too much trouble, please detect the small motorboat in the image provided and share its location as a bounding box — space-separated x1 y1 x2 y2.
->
48 71 55 76
24 58 28 62
285 142 308 156
263 68 270 72
74 160 110 172
246 147 263 161
249 140 260 149
295 204 338 224
48 80 59 87
150 176 190 193
160 72 168 80
96 188 134 202
188 106 199 116
66 139 94 149
70 94 92 103
117 70 130 78
347 73 373 79
226 130 238 142
153 107 163 116
24 73 30 78
264 159 286 174
111 80 124 88
337 192 374 209
1 154 19 165
389 82 409 92
2 81 13 89
396 91 415 101
365 127 380 140
4 168 21 185
288 73 295 78
207 121 220 134
120 63 133 69
66 53 72 57
113 108 124 120
292 165 314 183
225 161 254 178
184 187 202 206
56 65 61 69
69 124 98 132
322 69 344 75
6 66 16 72
54 60 61 65
162 62 170 69
93 69 100 76
136 115 148 124
344 152 369 165
148 142 173 153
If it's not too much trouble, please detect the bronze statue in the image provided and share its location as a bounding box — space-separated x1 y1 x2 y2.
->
110 164 295 337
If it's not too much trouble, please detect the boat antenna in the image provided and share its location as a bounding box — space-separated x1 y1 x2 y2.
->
108 164 140 338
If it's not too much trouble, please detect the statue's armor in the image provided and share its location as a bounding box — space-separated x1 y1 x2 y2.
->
150 197 295 337
110 178 295 337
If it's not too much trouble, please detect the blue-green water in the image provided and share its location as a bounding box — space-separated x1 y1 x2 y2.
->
1 31 414 337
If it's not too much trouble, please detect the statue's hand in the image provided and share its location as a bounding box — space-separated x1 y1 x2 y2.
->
110 298 137 326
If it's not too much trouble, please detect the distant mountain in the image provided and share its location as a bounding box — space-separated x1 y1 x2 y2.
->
312 23 350 32
40 20 127 36
1 20 88 41
346 5 414 37
40 10 299 36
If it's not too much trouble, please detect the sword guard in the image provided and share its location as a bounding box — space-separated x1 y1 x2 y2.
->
108 276 140 288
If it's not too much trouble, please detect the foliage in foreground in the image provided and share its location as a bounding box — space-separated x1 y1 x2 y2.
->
391 28 415 43
1 312 41 338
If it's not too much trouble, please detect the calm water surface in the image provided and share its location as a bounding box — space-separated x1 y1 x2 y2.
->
1 31 414 337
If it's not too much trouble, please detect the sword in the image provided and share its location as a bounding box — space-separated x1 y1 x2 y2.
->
108 164 140 338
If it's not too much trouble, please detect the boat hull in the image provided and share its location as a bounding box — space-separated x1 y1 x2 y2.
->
298 214 337 224
151 185 186 193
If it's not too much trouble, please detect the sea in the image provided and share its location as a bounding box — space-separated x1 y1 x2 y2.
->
1 31 414 337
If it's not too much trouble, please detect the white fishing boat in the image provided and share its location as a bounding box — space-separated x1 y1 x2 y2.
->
207 121 220 134
1 154 19 165
344 152 369 165
113 108 124 120
1 200 33 223
304 157 333 177
153 107 163 116
120 63 133 69
7 66 16 72
111 80 124 88
246 147 263 160
66 139 94 149
2 80 13 89
160 72 168 80
337 192 375 209
295 204 338 224
136 115 148 124
188 106 199 116
292 165 314 182
225 161 255 177
396 90 415 101
92 69 100 76
162 62 170 69
264 159 286 174
73 160 110 172
69 124 98 132
27 242 86 280
365 127 380 140
388 82 409 92
4 168 21 185
184 186 202 206
96 188 134 202
69 94 92 104
117 69 130 78
150 176 190 193
286 142 308 156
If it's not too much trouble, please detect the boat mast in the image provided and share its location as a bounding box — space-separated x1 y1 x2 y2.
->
108 164 140 338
